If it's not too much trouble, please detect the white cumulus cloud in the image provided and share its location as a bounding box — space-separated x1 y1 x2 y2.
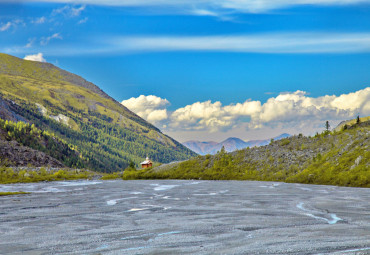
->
255 89 370 125
23 53 47 62
121 87 370 135
121 95 170 124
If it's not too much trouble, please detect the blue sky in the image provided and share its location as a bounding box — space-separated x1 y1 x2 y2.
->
1 0 370 142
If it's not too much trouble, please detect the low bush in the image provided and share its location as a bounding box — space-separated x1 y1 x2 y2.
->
0 166 94 184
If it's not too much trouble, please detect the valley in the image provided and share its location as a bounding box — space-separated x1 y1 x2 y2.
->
0 53 368 189
1 2 370 255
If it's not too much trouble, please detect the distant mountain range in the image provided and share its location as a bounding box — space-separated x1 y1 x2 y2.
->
183 133 291 155
135 118 370 188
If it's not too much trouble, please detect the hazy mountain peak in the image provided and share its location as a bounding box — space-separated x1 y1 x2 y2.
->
273 133 291 140
184 133 291 155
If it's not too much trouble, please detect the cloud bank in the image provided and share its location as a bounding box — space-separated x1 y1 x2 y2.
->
23 53 47 62
122 88 370 135
11 0 370 13
7 31 370 56
113 33 370 54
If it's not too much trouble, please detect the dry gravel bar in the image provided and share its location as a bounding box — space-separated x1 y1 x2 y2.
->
0 180 369 254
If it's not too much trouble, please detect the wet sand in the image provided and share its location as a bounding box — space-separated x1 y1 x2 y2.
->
0 180 369 254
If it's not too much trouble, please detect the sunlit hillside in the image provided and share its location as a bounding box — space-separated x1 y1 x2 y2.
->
0 53 196 172
126 118 370 187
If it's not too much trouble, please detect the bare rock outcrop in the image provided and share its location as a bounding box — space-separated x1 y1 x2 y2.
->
0 140 64 167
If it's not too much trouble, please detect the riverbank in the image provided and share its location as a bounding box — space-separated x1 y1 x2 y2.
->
0 166 101 184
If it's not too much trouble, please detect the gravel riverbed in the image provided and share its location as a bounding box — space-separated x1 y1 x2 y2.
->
0 180 369 254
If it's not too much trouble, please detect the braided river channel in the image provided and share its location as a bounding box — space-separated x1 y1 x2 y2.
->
1 180 369 254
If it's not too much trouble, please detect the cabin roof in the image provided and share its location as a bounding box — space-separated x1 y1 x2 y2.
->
140 157 152 165
140 160 152 165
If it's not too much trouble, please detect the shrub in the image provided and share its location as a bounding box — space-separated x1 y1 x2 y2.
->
280 139 291 146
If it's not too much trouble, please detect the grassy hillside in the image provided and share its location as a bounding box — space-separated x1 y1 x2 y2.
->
0 53 196 172
126 119 369 187
334 116 370 131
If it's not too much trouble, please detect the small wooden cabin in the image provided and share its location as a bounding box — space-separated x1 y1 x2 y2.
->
140 157 152 168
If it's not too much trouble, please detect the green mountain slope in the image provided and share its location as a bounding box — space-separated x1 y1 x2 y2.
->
0 53 196 172
0 118 80 168
127 119 370 187
334 116 370 132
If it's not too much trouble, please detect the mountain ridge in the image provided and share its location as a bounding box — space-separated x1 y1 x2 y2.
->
0 53 196 171
0 53 158 131
184 133 291 155
125 118 370 187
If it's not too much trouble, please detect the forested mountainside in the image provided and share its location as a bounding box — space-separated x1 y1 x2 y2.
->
0 118 83 168
125 118 369 187
0 53 196 172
